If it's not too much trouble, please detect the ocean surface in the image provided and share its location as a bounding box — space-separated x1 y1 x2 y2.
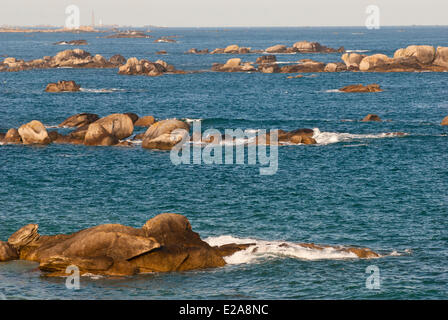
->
0 27 447 299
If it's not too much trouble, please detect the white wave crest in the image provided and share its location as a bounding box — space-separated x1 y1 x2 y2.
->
345 49 370 53
312 128 407 145
204 235 360 265
79 88 125 93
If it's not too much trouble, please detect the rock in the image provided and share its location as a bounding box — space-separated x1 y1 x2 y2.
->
324 62 347 72
210 48 225 54
83 122 119 146
134 116 155 127
186 48 209 54
293 41 322 52
212 58 256 72
155 59 175 72
58 113 99 128
258 64 280 73
124 113 139 124
362 114 382 122
156 50 167 55
109 54 126 66
154 37 176 43
94 113 134 140
10 213 226 276
277 128 316 145
213 243 255 257
224 44 239 53
8 224 40 250
359 54 391 71
339 84 382 93
142 119 190 150
50 133 84 145
0 241 19 261
45 80 80 92
441 116 448 126
18 120 51 145
256 55 277 64
280 60 325 73
105 31 151 39
341 53 366 69
3 128 22 144
433 47 448 68
118 57 168 76
265 45 287 53
394 45 436 64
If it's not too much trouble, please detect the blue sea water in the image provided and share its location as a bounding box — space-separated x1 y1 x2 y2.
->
0 26 447 299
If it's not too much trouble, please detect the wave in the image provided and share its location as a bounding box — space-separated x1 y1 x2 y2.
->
312 128 408 145
79 88 126 93
325 89 341 93
204 235 404 265
345 49 370 53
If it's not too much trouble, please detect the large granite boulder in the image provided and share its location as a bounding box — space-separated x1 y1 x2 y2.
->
212 58 256 72
359 54 392 71
341 53 366 69
118 57 168 76
3 128 22 144
0 241 19 261
433 46 448 68
265 45 287 53
393 45 436 64
441 116 448 126
83 122 119 146
339 84 382 93
18 120 51 145
142 119 190 150
94 113 134 140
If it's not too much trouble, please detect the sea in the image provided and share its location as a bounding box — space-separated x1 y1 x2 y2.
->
0 26 447 299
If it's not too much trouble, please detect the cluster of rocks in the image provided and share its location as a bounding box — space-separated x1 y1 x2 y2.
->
187 41 344 55
0 49 127 72
342 45 448 72
0 213 380 276
104 31 152 39
53 40 88 45
45 80 81 92
211 45 448 74
118 57 185 76
339 84 382 93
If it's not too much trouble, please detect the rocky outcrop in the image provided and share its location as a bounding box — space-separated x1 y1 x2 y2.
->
265 45 287 53
359 54 391 72
109 54 126 66
45 80 80 92
118 57 181 76
341 53 366 69
339 84 382 93
7 213 226 276
433 47 448 68
279 128 317 145
156 50 167 55
292 41 344 53
124 113 139 124
154 37 177 43
3 128 22 144
105 31 151 39
1 49 124 72
362 114 382 122
212 58 256 72
186 48 209 54
280 60 325 73
134 116 155 127
256 55 277 65
0 241 19 261
58 113 99 128
92 113 134 140
84 122 119 146
18 120 51 145
441 116 448 126
142 119 190 150
54 40 88 45
324 62 347 72
83 113 134 146
393 45 436 64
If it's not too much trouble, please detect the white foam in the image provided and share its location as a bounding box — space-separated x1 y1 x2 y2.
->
79 88 124 93
312 128 407 145
183 118 202 123
204 235 362 265
346 49 370 53
325 89 341 93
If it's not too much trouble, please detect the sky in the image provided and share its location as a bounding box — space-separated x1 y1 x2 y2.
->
0 0 447 27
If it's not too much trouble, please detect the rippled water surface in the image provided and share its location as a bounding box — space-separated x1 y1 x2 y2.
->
0 27 447 299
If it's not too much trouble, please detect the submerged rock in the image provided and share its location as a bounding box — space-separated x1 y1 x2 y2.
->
339 84 382 93
45 80 80 92
53 40 88 46
18 120 51 145
362 114 382 122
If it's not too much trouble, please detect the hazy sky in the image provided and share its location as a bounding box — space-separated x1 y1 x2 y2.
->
1 0 447 27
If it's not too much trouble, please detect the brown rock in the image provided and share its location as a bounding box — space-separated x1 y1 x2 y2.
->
58 113 99 128
394 45 436 64
134 116 155 127
441 116 448 126
341 53 366 69
84 122 119 146
324 62 347 72
45 80 80 92
4 128 22 144
124 112 139 124
433 46 448 68
8 224 40 250
94 113 135 140
109 54 126 66
18 120 51 145
339 84 382 93
0 241 19 261
142 119 190 150
256 55 277 64
265 45 287 53
362 114 382 122
280 60 325 73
